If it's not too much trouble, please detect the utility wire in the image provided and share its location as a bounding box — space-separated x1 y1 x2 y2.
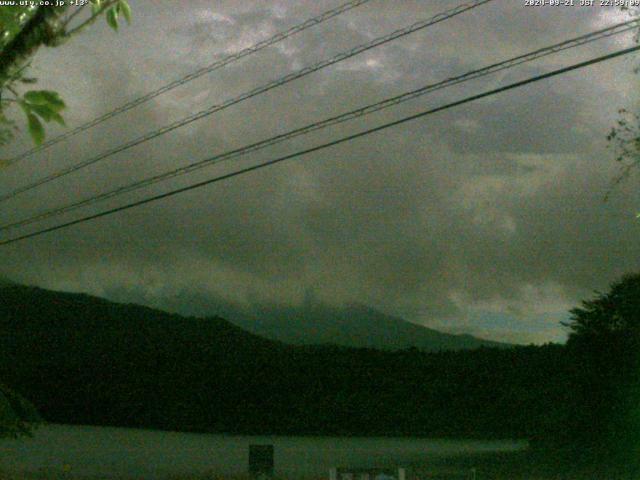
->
1 19 637 234
1 44 638 247
4 0 375 166
0 0 494 203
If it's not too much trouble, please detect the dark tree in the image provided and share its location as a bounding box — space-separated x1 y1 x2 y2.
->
564 273 640 346
561 273 640 470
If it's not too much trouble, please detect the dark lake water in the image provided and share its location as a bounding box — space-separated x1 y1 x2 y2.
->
0 424 527 478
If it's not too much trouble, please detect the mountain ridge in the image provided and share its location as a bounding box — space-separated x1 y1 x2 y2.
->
0 281 566 439
144 289 509 351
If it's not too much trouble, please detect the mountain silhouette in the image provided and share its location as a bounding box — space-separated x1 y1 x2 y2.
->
138 290 509 351
1 282 556 438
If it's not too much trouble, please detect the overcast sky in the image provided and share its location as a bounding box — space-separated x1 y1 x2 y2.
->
1 0 639 344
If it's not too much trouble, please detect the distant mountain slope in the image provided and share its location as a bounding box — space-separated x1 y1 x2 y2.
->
0 283 287 430
236 303 508 350
0 282 567 439
150 291 508 351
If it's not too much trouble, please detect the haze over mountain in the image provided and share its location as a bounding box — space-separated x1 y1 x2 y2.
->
105 288 509 351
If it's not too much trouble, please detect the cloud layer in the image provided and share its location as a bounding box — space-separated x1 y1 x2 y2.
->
1 0 639 343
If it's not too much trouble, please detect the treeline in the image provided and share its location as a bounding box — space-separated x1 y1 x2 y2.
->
0 283 636 458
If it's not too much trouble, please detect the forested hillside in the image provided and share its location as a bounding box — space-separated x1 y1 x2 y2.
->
0 283 566 438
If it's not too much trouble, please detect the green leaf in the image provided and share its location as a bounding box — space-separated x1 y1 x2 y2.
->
26 113 44 145
17 100 31 116
106 7 119 31
31 105 66 127
23 91 47 104
23 90 65 111
50 111 66 126
29 104 54 122
118 0 132 24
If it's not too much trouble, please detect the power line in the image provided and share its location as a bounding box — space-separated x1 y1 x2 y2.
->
2 44 638 247
0 0 494 203
1 19 637 234
4 0 375 166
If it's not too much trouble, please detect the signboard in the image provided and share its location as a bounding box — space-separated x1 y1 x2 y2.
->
249 444 274 478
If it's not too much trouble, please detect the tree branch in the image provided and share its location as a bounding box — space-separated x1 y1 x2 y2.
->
64 1 118 38
0 7 66 88
61 4 87 30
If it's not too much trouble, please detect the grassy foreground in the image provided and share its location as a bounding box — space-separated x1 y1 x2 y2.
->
436 448 638 480
1 449 638 480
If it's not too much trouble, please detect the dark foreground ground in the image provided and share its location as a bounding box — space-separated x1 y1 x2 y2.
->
438 448 638 480
1 448 638 480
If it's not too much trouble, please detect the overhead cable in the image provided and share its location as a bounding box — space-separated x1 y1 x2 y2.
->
2 43 638 246
0 0 494 203
1 18 637 233
4 0 375 166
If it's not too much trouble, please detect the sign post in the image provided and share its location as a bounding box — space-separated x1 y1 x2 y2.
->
249 444 274 478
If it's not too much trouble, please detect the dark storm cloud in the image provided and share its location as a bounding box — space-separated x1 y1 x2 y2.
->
1 0 639 343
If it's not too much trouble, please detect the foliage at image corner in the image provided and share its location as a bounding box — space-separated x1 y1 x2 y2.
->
0 382 42 439
559 273 640 466
0 0 132 151
0 79 67 156
607 5 640 217
0 0 131 437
